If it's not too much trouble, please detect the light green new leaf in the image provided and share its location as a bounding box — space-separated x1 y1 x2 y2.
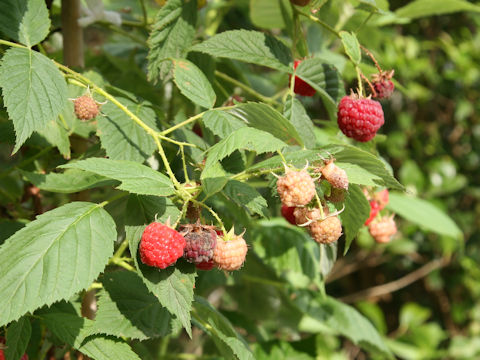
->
92 271 172 340
0 0 50 47
283 96 316 149
202 110 246 138
0 202 116 327
191 30 292 72
387 192 462 239
21 169 117 194
339 31 361 65
226 103 304 146
172 59 216 108
0 48 68 153
395 0 480 19
223 180 268 216
204 127 287 171
147 0 197 82
193 296 254 360
99 98 159 162
294 59 345 120
60 158 175 196
5 317 31 360
341 184 371 254
299 296 393 358
125 195 195 337
41 311 140 360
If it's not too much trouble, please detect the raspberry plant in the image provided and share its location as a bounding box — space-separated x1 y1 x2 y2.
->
0 0 465 359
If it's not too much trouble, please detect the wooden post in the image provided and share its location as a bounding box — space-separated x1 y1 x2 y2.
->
61 0 84 68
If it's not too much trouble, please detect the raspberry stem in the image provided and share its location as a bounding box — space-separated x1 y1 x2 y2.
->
355 66 365 97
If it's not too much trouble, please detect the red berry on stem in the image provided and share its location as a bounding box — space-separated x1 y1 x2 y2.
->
180 223 217 266
372 70 395 99
290 60 316 97
140 223 186 269
281 205 297 225
365 200 380 226
337 95 384 142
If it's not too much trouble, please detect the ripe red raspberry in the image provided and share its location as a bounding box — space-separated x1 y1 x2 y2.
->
290 0 311 5
365 200 380 226
195 260 215 270
277 166 316 207
337 95 384 142
293 207 322 226
73 95 100 120
372 70 395 99
369 216 397 243
281 205 297 225
321 161 349 190
180 222 217 265
139 222 186 269
309 215 342 244
213 230 248 271
290 60 316 97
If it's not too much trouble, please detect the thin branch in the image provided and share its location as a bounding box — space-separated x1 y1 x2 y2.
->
339 257 449 303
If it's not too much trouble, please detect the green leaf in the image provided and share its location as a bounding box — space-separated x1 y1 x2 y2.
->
202 110 246 138
339 31 361 65
395 0 480 19
125 195 195 337
60 158 175 196
200 161 229 196
99 98 159 162
253 219 322 288
334 145 404 190
337 162 382 187
21 169 117 194
250 0 287 29
40 310 140 360
147 0 197 82
294 59 345 120
0 202 116 327
191 30 292 72
319 242 337 279
193 296 254 360
0 48 68 153
387 192 462 239
92 271 172 340
37 118 71 159
226 103 304 146
299 296 393 358
172 59 216 108
0 0 50 47
222 180 268 216
5 317 31 360
283 96 316 149
204 127 287 171
341 184 371 254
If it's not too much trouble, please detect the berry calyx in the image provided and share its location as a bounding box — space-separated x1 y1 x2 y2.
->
180 222 217 265
213 228 248 271
281 205 297 225
290 60 316 97
139 222 186 269
337 94 384 142
320 160 349 190
369 216 397 243
73 94 100 120
371 70 395 99
276 164 316 207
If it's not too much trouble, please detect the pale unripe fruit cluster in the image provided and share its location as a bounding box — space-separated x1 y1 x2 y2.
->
369 216 397 243
277 168 316 207
213 234 248 271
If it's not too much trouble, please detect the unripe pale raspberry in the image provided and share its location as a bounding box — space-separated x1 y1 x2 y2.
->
140 222 186 269
73 95 100 120
309 216 342 244
293 207 322 225
369 216 397 243
290 60 316 97
277 167 316 207
213 232 248 271
337 95 384 142
321 161 349 190
180 222 217 265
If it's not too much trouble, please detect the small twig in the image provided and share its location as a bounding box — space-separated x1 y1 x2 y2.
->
338 257 449 303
